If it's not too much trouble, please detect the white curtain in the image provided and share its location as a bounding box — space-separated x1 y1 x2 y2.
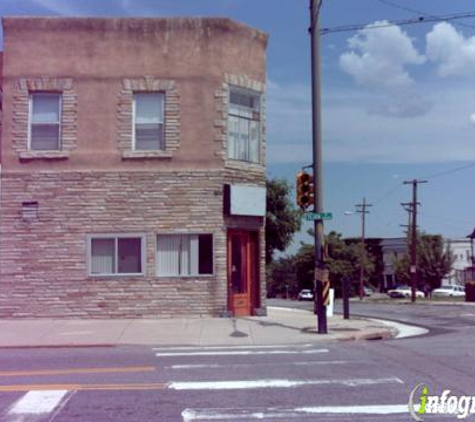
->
91 239 115 274
157 235 199 276
249 120 260 163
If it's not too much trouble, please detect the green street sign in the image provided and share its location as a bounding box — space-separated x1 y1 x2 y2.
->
303 212 333 221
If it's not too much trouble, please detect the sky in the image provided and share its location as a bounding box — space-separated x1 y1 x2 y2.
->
1 0 475 248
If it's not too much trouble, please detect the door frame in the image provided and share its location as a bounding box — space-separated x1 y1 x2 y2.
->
227 229 260 317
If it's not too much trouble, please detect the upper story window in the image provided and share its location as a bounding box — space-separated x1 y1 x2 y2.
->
133 93 164 151
29 93 61 151
228 87 261 163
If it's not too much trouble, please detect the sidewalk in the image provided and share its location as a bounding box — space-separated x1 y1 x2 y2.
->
0 307 396 348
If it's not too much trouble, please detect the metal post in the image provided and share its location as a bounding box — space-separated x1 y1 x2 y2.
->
356 198 371 300
410 180 418 303
342 277 350 319
404 179 427 302
309 0 326 334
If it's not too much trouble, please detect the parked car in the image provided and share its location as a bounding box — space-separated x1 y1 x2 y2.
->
432 285 465 298
387 286 424 299
363 286 373 297
298 289 314 301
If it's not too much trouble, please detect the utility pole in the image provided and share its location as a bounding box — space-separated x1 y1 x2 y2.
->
309 0 327 334
404 179 427 302
355 198 372 300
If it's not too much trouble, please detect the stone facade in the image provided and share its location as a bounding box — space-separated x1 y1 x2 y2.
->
0 17 268 318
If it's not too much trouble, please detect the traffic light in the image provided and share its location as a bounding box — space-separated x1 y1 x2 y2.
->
296 171 314 209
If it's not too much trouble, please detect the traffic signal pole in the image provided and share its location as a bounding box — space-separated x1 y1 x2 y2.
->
309 0 327 334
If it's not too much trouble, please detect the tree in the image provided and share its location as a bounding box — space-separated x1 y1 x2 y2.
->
265 178 301 264
283 231 376 297
267 255 298 298
392 233 454 292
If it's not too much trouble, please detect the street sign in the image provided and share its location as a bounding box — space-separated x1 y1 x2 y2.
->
303 212 332 221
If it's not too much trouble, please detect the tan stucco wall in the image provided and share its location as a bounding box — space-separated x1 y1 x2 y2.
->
1 17 268 172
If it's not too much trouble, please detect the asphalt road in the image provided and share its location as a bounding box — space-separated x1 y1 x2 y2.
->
0 300 474 421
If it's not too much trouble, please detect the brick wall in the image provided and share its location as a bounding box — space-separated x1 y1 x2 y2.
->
0 170 230 318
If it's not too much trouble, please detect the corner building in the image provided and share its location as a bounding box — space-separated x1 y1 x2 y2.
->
0 17 268 318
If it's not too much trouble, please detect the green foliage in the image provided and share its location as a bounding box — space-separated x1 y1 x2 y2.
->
326 232 375 292
267 230 376 297
265 178 301 264
267 255 298 298
392 233 454 291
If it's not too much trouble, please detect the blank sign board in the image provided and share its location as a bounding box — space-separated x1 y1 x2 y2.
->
224 184 266 217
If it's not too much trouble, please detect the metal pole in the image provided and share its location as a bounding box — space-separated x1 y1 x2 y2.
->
356 198 371 300
410 180 417 303
404 179 427 302
310 0 326 334
360 198 366 300
343 276 350 319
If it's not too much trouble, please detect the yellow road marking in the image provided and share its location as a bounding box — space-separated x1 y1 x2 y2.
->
0 382 168 392
0 366 156 377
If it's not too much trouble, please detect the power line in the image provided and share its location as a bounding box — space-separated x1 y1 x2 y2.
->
372 183 404 206
320 11 475 35
375 0 475 31
420 162 475 180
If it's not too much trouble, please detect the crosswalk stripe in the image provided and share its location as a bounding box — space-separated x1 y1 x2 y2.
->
168 360 353 369
169 376 403 390
182 404 414 421
8 390 69 415
156 349 329 357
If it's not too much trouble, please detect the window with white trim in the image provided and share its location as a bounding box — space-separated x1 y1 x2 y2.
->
156 234 213 276
133 93 164 151
89 235 144 276
228 87 261 163
29 93 61 150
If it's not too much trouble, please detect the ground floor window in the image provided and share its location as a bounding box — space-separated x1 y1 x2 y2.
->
156 234 213 276
89 235 144 276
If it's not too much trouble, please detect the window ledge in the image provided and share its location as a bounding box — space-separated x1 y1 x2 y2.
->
19 151 69 162
156 274 215 279
122 151 173 160
225 159 264 172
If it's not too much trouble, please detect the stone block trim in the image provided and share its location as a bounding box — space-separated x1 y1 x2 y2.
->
117 77 181 158
12 78 78 157
214 73 266 172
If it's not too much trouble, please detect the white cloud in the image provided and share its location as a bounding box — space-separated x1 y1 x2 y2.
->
470 114 475 126
322 86 475 163
340 21 425 87
426 22 475 77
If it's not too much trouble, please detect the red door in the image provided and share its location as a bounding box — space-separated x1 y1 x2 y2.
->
228 230 259 317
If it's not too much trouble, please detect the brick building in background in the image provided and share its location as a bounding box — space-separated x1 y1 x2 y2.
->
0 17 268 318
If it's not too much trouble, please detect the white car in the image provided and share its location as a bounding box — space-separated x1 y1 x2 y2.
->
298 289 314 301
387 286 424 299
432 285 465 298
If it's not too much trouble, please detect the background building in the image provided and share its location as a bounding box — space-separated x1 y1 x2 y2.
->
443 238 472 286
